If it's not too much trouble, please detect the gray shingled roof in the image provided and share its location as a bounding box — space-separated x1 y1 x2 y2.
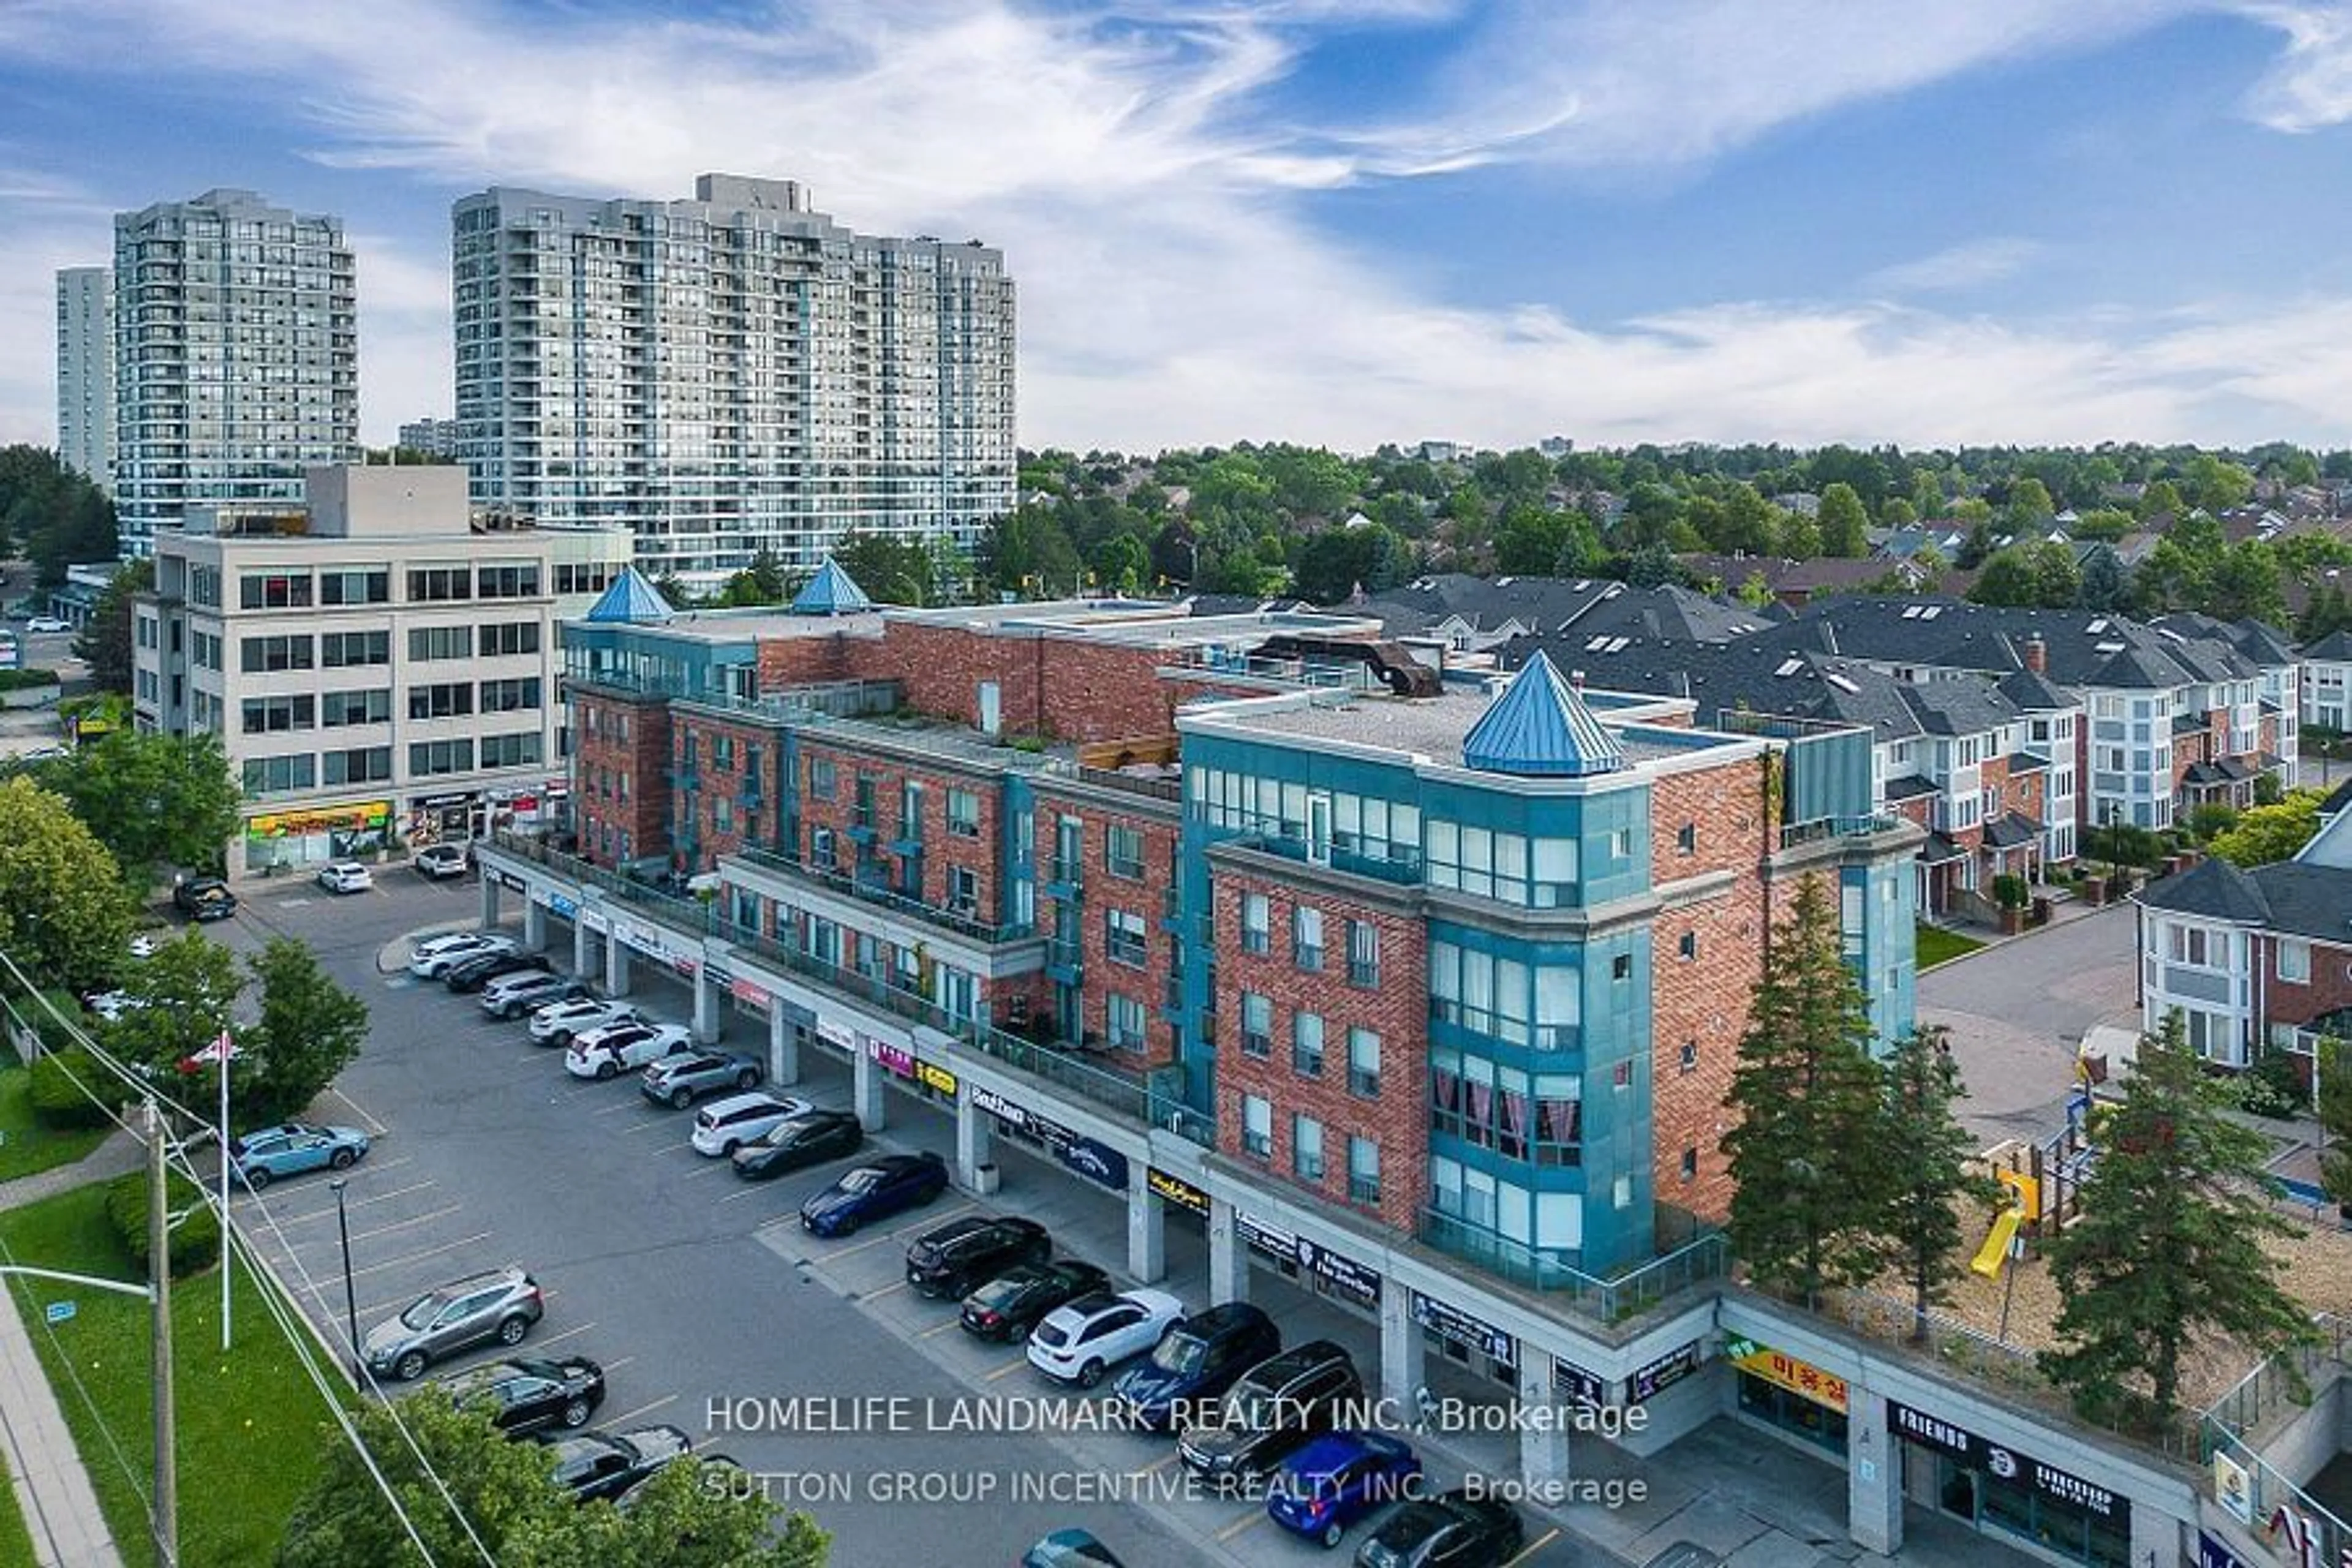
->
2136 858 2275 924
2303 630 2352 662
1764 597 2267 690
1496 635 1937 743
2247 863 2352 943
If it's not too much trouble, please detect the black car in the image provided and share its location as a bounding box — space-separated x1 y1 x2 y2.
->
172 877 237 921
1114 1300 1282 1431
443 950 552 993
1353 1490 1522 1568
959 1260 1112 1343
436 1355 606 1437
1178 1338 1362 1483
545 1425 693 1504
731 1109 864 1180
905 1215 1051 1299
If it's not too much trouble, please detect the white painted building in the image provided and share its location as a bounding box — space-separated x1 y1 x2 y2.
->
55 266 113 490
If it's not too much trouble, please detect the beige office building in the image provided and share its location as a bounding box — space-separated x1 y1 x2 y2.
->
133 464 630 875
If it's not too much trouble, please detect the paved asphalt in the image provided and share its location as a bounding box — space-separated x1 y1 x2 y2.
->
203 872 1588 1568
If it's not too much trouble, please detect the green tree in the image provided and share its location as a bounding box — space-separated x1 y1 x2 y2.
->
74 557 153 694
709 551 788 608
1086 533 1149 595
2044 1012 2311 1425
2318 1036 2352 1208
241 937 368 1124
2136 478 2186 519
1815 483 1870 557
2077 545 2128 611
1724 874 1893 1307
1491 505 1574 576
2207 540 2288 626
34 729 243 884
2207 788 2324 866
2182 453 2254 514
1871 1028 1999 1329
2003 476 2055 529
829 532 935 606
106 929 241 1083
1967 548 2040 608
278 1395 829 1568
979 508 1082 596
0 775 135 994
1624 540 1682 589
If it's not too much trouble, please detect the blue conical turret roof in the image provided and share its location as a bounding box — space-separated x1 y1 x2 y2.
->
584 566 673 624
1463 651 1625 777
791 556 873 616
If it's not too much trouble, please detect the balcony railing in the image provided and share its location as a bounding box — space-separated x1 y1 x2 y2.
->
1417 1207 1726 1318
1778 813 1904 850
1234 832 1424 886
731 845 1035 945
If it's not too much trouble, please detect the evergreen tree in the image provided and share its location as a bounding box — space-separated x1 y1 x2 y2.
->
2044 1012 2312 1426
1724 874 1893 1307
1872 1027 1999 1330
2319 1036 2352 1209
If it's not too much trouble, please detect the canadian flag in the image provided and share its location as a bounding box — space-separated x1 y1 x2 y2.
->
179 1031 237 1074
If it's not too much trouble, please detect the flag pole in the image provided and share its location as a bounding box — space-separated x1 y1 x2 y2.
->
218 1031 232 1353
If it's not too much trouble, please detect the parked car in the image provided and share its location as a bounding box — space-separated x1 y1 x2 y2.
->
959 1260 1111 1344
479 969 592 1020
905 1215 1051 1300
407 932 515 979
1352 1489 1522 1568
1027 1289 1186 1389
83 989 145 1023
24 616 69 634
1023 1530 1126 1567
363 1265 545 1381
615 1452 745 1515
528 996 643 1046
1114 1300 1281 1431
729 1109 863 1178
1179 1339 1364 1483
227 1122 369 1190
172 877 238 922
412 843 470 880
444 950 552 993
545 1425 692 1505
639 1049 764 1109
687 1090 813 1153
127 932 160 959
1267 1431 1424 1548
798 1152 949 1237
566 1020 696 1081
315 860 373 894
437 1355 605 1437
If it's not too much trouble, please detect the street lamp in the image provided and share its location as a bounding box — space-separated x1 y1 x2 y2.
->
328 1178 359 1378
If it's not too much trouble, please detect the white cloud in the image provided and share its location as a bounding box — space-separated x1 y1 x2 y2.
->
2237 2 2352 130
2 0 2351 460
1866 238 2049 295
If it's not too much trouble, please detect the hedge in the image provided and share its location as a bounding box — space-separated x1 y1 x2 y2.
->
0 668 58 692
28 1046 118 1129
104 1166 219 1279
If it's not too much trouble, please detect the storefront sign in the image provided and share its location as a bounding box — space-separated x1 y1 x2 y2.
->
579 905 609 934
246 800 392 839
2196 1531 2249 1568
970 1085 1127 1192
548 892 578 919
1724 1336 1847 1413
2267 1506 2326 1568
2212 1450 2253 1525
869 1038 918 1080
1887 1401 2127 1525
915 1061 959 1098
1237 1213 1382 1311
1410 1291 1515 1368
1550 1355 1611 1408
730 977 772 1009
815 1018 855 1051
1630 1341 1703 1401
1147 1166 1210 1217
494 870 527 892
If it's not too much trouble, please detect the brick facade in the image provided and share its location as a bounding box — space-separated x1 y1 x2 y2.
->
669 712 783 871
571 690 671 867
1034 783 1184 1070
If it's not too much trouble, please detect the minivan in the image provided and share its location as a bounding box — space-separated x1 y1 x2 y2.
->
1114 1300 1281 1431
1177 1338 1362 1482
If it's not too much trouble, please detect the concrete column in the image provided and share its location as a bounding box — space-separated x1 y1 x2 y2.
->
851 1046 886 1131
605 937 632 998
479 875 500 930
1846 1386 1904 1556
1126 1162 1166 1284
768 1009 800 1087
1207 1197 1246 1306
1518 1348 1570 1491
573 918 594 983
1378 1284 1424 1414
521 900 547 952
692 965 720 1044
2129 1504 2182 1568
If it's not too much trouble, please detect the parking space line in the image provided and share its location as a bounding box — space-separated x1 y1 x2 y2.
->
1214 1510 1266 1544
620 1120 677 1135
605 1393 680 1428
918 1318 965 1340
598 1355 635 1376
533 1322 597 1349
984 1359 1031 1384
347 1231 494 1280
677 1161 734 1180
590 1100 643 1117
714 1185 772 1205
1130 1452 1180 1478
1502 1529 1559 1566
348 1204 464 1244
331 1087 391 1136
816 1203 974 1262
859 1280 908 1304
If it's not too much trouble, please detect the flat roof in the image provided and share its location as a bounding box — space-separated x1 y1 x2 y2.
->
1206 688 1723 769
565 607 887 643
884 598 1385 649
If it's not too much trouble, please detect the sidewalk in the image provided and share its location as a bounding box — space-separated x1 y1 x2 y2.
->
0 1132 136 1568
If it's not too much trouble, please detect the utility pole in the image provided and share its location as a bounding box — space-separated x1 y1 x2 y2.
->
145 1099 177 1567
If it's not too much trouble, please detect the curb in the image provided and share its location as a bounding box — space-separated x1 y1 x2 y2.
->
375 919 481 976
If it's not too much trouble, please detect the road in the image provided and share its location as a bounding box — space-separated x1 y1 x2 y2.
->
204 872 1589 1568
1917 902 2140 1145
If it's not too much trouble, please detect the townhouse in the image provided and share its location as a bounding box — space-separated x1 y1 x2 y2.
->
2304 628 2352 734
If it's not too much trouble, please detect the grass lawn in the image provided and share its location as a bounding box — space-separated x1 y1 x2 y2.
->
0 1182 352 1568
0 1066 107 1186
0 1451 37 1568
1915 922 1988 970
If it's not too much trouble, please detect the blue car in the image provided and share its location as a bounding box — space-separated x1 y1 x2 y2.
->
1022 1529 1124 1567
1265 1430 1424 1549
798 1152 948 1238
228 1122 370 1191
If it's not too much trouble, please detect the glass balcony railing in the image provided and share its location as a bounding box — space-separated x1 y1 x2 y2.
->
1417 1207 1726 1319
731 845 1035 946
1234 832 1423 886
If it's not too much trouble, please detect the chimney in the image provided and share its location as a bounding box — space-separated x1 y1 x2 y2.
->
2022 634 2047 674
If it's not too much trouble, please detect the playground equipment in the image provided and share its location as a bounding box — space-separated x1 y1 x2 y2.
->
1970 1167 2038 1280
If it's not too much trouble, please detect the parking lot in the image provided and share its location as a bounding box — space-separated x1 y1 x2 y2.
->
198 870 1588 1567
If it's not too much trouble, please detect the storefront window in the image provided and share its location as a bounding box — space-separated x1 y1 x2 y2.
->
1934 1454 2130 1567
1735 1372 1847 1455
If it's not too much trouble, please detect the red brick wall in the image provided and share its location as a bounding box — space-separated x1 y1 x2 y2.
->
788 739 1006 916
756 633 859 692
1212 869 1428 1232
670 713 783 873
572 692 671 866
1646 762 1770 1221
842 622 1195 745
1033 784 1183 1070
2257 931 2352 1032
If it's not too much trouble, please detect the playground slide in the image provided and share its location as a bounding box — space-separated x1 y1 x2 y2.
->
1971 1206 2022 1279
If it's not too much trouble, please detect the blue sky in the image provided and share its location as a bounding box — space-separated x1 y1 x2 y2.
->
9 1 2352 453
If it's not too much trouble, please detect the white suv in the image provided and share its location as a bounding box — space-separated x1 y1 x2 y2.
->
529 997 644 1046
408 932 515 979
690 1092 814 1156
564 1020 693 1080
